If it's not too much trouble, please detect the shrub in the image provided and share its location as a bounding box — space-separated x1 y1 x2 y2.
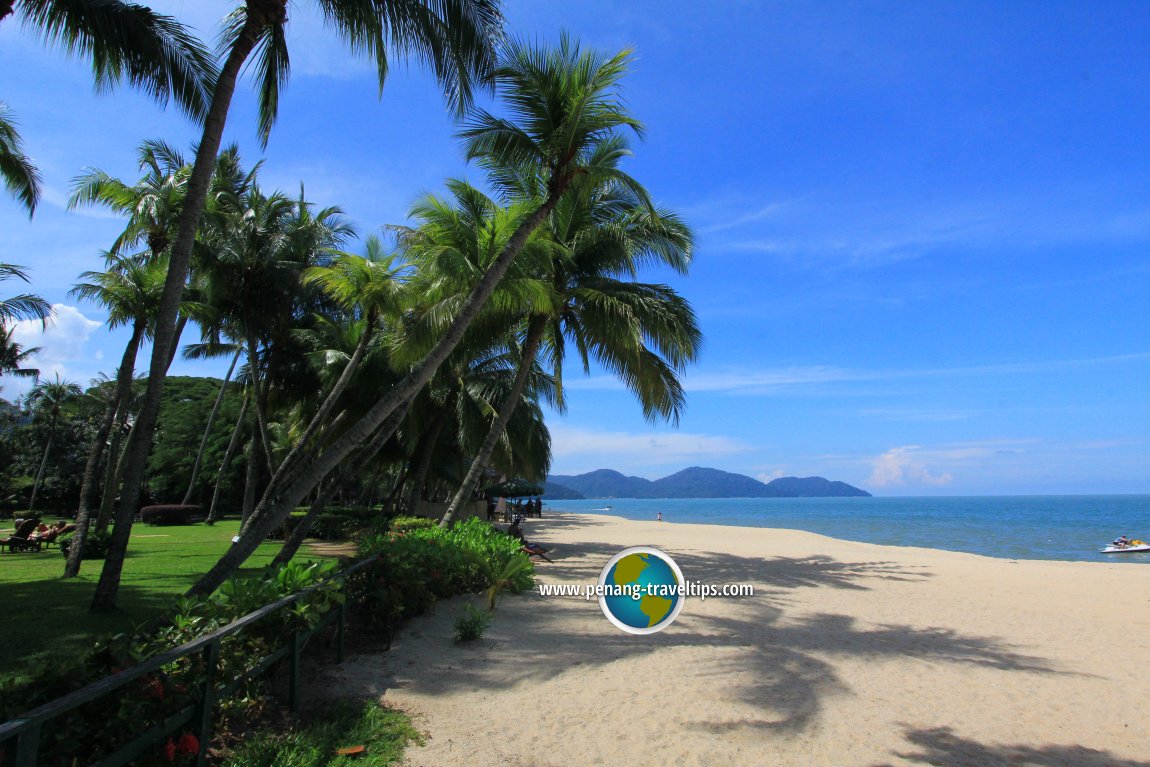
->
140 505 200 526
388 515 437 534
453 605 491 643
58 528 112 560
347 518 534 641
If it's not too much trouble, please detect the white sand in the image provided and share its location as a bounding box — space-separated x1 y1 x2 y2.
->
312 512 1150 766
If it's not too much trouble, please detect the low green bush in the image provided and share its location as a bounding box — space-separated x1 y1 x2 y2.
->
347 518 533 641
387 515 437 534
58 528 112 560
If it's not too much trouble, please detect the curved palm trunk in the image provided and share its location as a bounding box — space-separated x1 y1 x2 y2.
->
206 389 250 523
185 188 567 599
65 321 145 577
268 322 373 486
271 402 404 567
91 6 272 612
181 348 239 505
270 481 336 567
440 316 547 527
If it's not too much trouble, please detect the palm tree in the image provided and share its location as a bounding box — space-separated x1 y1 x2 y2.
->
439 155 700 525
0 1 214 117
24 374 82 513
0 263 52 328
185 36 648 599
0 325 40 383
63 255 167 575
95 0 503 612
0 1 214 215
0 103 41 216
69 140 191 259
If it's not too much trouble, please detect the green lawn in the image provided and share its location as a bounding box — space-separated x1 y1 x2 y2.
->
0 520 318 681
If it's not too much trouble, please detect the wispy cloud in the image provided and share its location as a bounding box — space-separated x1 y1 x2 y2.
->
664 352 1150 396
692 186 1150 271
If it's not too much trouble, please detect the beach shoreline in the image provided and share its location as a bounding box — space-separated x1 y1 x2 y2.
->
313 512 1150 766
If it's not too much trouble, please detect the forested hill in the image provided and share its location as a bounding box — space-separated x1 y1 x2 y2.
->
544 467 871 499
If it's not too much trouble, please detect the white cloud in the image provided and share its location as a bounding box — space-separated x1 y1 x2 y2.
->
5 304 103 395
867 445 954 488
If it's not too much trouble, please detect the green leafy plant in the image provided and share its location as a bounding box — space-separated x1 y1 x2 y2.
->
453 604 491 643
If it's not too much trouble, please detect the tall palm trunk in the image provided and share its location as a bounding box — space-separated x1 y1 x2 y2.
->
181 348 239 504
92 5 275 612
246 332 276 473
440 316 547 526
185 185 568 599
28 424 54 513
241 435 262 527
405 408 449 513
206 389 250 523
65 320 145 577
95 404 129 531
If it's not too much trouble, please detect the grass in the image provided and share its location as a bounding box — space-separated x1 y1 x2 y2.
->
221 699 421 766
0 519 317 681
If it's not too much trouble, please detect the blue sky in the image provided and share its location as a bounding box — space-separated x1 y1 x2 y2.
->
3 1 1150 495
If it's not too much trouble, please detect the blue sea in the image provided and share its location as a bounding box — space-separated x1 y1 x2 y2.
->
543 495 1150 563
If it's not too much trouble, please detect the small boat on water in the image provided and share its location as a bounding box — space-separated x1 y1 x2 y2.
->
1100 538 1150 554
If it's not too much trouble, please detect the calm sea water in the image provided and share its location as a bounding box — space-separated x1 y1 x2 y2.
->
543 495 1150 563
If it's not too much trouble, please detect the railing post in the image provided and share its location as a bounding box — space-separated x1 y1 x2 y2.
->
289 630 302 712
194 640 220 767
13 722 40 767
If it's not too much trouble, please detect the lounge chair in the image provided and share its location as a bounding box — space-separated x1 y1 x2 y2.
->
521 542 552 563
1 518 43 553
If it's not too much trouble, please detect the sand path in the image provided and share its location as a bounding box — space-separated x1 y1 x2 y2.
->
311 513 1150 766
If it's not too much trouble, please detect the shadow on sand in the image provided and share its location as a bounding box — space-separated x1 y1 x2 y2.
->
877 726 1150 767
340 531 1061 737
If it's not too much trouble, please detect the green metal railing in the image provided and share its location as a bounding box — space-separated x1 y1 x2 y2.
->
0 556 379 767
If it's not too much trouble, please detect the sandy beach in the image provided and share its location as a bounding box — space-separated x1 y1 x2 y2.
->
312 512 1150 766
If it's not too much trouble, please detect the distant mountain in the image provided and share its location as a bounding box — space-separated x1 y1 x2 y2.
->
763 476 870 497
653 467 777 498
545 466 870 499
542 480 584 500
547 469 653 499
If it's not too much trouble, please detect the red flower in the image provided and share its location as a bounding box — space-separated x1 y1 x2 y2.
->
164 739 176 762
177 732 200 755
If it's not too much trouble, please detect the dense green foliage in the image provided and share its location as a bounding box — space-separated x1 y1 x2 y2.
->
348 517 533 640
0 376 246 514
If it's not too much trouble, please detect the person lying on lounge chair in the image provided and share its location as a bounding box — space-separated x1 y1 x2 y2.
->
507 516 552 562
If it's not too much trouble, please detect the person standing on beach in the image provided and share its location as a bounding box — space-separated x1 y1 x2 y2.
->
657 512 663 522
